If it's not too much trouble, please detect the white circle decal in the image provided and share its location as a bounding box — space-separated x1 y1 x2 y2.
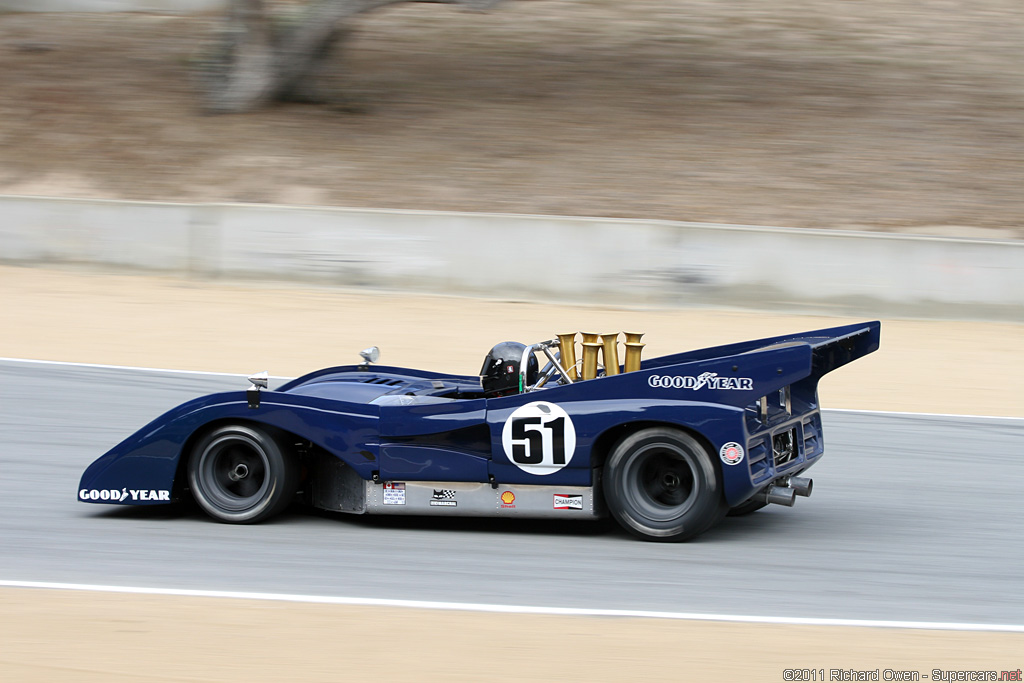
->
501 402 577 476
720 442 745 466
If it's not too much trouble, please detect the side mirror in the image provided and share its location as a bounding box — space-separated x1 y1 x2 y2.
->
359 346 380 367
246 371 269 409
247 371 269 389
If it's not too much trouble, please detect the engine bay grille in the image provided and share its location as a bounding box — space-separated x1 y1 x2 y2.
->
772 428 798 468
361 378 405 386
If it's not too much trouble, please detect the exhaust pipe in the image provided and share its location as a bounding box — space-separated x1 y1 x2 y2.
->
754 485 796 507
751 476 812 507
784 476 813 497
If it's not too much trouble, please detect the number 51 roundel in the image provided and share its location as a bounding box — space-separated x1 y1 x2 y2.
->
501 402 578 475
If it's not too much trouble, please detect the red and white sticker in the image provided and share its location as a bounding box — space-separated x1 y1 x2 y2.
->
382 482 406 505
719 442 745 466
553 494 584 510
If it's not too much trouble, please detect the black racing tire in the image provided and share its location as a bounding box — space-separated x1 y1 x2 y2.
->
603 427 727 542
727 499 769 517
188 424 297 524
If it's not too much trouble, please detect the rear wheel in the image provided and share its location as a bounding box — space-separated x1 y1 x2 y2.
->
188 424 297 524
603 428 727 541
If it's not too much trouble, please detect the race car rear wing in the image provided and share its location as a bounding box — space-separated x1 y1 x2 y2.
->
614 320 880 418
805 322 881 376
643 320 880 378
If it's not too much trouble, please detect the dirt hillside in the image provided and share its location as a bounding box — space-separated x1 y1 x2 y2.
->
1 1 1022 237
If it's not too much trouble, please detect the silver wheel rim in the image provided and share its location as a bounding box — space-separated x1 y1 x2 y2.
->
196 433 272 513
620 442 699 523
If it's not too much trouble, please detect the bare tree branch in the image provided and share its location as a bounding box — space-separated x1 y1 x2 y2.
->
201 0 508 113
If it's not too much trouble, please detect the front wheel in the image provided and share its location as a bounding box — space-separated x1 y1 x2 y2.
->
188 424 297 524
603 428 727 541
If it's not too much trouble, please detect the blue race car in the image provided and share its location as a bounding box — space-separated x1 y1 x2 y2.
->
79 321 879 541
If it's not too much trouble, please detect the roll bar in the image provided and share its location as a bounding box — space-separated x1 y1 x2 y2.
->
519 339 575 393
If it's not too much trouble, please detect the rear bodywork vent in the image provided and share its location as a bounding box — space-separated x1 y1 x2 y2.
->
747 441 770 482
801 414 822 458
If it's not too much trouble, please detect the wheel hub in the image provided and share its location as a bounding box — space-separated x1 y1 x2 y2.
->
228 463 250 482
661 472 681 490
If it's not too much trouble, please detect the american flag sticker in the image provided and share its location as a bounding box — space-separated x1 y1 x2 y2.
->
382 482 406 505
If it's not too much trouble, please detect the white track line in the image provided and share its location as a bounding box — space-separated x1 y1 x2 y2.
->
1 580 1022 632
2 357 1021 421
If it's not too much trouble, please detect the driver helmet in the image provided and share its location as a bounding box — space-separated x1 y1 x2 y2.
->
480 341 538 395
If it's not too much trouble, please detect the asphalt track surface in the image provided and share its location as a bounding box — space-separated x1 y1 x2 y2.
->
2 359 1022 626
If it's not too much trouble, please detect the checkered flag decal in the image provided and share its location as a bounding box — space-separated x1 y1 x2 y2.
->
432 489 456 500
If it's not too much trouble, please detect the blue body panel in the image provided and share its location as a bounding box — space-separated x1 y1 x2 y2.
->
79 321 880 509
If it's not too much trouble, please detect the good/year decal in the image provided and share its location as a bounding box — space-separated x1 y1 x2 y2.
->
648 372 753 391
79 488 170 502
501 401 577 475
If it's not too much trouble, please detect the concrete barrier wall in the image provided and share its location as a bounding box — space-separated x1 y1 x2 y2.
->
2 195 1022 321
